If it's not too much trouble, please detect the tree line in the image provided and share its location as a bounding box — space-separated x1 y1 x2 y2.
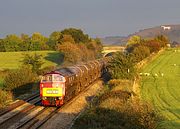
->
0 28 103 64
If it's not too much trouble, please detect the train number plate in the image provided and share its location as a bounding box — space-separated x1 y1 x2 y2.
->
43 88 62 97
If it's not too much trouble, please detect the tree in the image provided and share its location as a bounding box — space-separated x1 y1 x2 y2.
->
61 28 90 43
144 40 161 53
108 52 136 79
29 32 49 51
22 53 44 73
127 35 141 46
132 45 150 63
20 33 31 51
155 35 169 47
126 35 142 53
57 42 82 64
3 34 23 51
0 39 5 52
47 31 62 50
61 34 75 44
78 43 95 61
87 38 103 58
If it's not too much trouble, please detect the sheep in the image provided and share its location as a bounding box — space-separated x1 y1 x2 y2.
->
154 73 158 77
161 73 164 77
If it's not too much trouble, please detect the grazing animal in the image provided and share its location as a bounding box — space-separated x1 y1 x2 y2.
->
154 73 158 77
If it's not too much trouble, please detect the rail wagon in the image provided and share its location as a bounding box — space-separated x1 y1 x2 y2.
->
40 57 110 106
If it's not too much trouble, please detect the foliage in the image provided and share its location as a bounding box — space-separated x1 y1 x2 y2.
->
0 39 5 52
73 83 160 129
132 45 150 63
87 38 103 58
22 53 44 73
20 33 31 51
3 34 23 52
77 43 95 61
61 28 90 43
3 66 37 90
47 31 62 50
144 40 161 53
127 35 141 47
0 89 13 107
155 35 169 47
29 32 49 51
57 42 83 64
108 52 136 79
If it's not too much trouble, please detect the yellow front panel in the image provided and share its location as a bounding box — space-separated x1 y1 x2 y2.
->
43 88 62 97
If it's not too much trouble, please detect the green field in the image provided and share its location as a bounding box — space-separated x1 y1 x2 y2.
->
0 51 62 87
0 51 62 70
141 48 180 129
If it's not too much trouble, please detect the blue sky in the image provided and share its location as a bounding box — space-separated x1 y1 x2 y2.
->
0 0 180 38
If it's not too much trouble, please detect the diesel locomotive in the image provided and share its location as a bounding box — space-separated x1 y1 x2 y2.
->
40 57 110 106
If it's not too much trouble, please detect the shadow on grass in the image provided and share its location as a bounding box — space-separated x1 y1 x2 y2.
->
44 52 64 66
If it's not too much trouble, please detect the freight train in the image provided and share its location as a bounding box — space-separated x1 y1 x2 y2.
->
40 57 110 106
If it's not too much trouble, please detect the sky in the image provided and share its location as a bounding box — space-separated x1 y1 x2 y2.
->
0 0 180 38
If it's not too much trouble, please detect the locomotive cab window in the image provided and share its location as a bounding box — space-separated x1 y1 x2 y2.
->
41 74 64 82
42 75 52 82
53 74 64 82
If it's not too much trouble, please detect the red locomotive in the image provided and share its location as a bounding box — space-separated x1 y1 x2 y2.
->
40 57 110 106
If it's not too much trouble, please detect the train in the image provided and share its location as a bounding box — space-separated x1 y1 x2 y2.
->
39 57 111 106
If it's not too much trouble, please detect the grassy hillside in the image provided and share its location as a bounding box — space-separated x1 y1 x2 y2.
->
141 48 180 129
130 24 180 43
0 51 62 70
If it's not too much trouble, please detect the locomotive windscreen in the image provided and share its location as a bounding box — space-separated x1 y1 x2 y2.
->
41 74 65 82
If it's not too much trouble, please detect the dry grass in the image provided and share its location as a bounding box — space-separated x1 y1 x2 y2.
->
72 79 161 129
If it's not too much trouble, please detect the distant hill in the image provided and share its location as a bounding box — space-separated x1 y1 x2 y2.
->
100 36 127 46
101 24 180 45
131 24 180 43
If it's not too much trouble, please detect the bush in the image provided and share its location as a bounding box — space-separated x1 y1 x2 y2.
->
3 66 38 90
132 45 150 63
0 89 13 107
21 53 44 74
73 95 160 129
108 52 136 80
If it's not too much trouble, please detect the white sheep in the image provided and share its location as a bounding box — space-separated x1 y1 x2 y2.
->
154 73 158 77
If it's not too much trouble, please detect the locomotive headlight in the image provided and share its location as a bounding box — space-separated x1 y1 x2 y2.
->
42 97 47 100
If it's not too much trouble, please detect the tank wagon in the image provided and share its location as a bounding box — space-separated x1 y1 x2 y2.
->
40 57 110 106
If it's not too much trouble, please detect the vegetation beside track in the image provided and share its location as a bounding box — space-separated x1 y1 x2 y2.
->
72 35 169 129
141 48 180 129
72 80 160 129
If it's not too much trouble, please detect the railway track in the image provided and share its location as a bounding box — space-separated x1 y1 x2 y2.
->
0 78 105 129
